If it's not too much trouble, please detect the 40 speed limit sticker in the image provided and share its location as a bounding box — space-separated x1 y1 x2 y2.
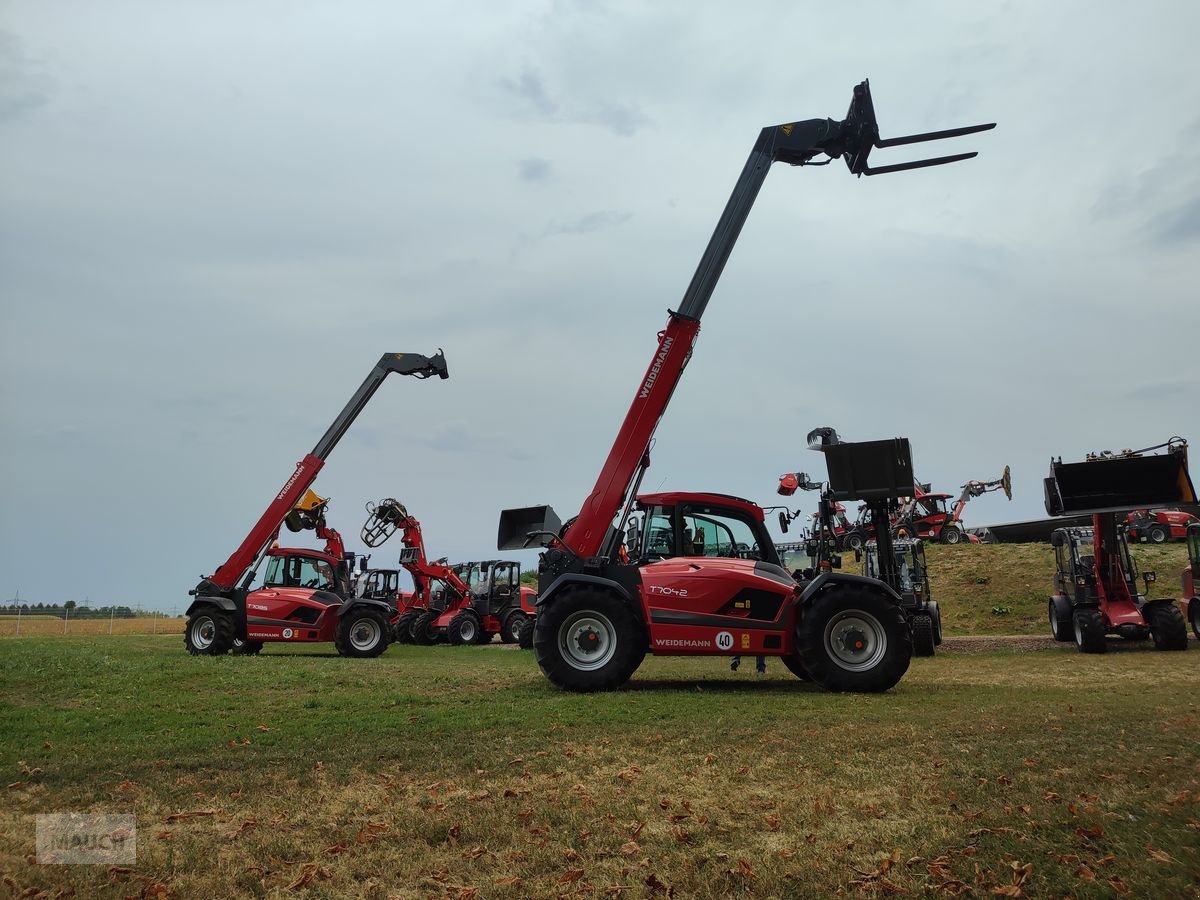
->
715 631 734 651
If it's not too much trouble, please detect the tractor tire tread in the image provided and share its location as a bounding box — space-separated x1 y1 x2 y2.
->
1143 600 1188 651
795 586 911 692
334 607 391 659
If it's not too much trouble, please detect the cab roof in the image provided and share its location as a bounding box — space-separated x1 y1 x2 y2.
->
636 491 765 521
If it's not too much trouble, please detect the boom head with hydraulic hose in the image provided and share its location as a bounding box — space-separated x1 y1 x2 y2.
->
497 81 993 694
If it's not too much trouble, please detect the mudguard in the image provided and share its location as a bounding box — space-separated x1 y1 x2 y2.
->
185 595 237 617
537 573 634 607
799 571 904 606
337 598 394 618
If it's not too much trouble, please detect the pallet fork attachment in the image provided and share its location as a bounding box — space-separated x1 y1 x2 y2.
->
838 80 995 176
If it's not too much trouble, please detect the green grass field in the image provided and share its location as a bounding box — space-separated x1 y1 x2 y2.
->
2 637 1197 898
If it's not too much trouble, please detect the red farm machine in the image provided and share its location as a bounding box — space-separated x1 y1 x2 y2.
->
1125 507 1199 544
1182 522 1200 639
184 351 449 658
360 499 537 645
497 80 993 693
1044 438 1196 653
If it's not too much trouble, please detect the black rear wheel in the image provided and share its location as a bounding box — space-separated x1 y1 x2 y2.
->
940 525 963 545
780 653 809 680
1072 607 1107 653
843 531 866 552
795 587 911 692
335 607 390 658
535 588 646 692
910 614 935 657
185 609 235 656
1143 600 1188 651
1147 524 1169 544
447 610 482 646
1048 596 1073 642
500 610 528 644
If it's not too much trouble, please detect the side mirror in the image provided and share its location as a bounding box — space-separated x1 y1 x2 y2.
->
357 554 369 573
778 511 790 534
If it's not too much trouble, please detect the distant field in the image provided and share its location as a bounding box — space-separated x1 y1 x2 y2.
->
1 637 1196 898
0 615 185 637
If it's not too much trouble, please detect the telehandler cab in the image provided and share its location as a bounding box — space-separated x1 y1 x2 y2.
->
498 81 993 692
1044 438 1195 653
184 351 448 657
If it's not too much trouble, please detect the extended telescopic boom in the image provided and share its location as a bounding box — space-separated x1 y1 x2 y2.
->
203 351 448 593
547 81 994 559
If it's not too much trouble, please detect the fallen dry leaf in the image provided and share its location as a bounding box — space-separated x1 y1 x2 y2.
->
558 868 585 884
493 875 522 887
1075 864 1095 882
764 814 780 831
164 810 216 824
286 863 329 892
323 842 347 856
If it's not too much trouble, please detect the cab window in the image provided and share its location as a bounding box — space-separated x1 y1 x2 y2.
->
640 505 676 558
681 506 762 560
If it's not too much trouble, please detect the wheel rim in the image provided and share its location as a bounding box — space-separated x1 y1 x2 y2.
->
350 618 381 651
1050 604 1061 639
459 617 477 642
945 529 960 544
558 610 617 672
823 609 887 672
507 617 523 640
192 616 215 650
1073 616 1083 645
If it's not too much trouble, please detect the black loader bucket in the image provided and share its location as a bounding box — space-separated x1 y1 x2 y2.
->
819 438 916 502
497 505 562 551
1044 446 1197 516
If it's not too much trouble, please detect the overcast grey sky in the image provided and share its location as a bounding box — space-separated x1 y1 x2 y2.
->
2 1 1197 611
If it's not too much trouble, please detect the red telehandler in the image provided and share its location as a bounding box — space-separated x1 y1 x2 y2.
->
497 81 993 693
1044 438 1195 653
360 499 537 645
185 351 449 657
1125 507 1199 543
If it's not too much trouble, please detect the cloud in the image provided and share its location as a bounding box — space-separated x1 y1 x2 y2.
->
1123 380 1199 402
497 66 652 136
542 210 631 237
517 157 552 182
0 30 53 123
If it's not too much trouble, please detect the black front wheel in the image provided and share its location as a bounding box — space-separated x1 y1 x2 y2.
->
795 587 911 692
534 588 646 692
231 638 263 656
1147 524 1169 544
1143 600 1188 651
939 525 963 545
842 531 866 552
447 610 482 646
410 610 439 645
335 608 390 658
500 610 528 644
393 609 420 644
910 614 935 657
185 609 235 656
1072 607 1107 653
1048 596 1074 642
516 617 536 650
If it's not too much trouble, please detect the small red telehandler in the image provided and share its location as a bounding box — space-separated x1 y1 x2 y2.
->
498 81 992 693
1044 438 1195 653
1125 508 1199 543
360 500 537 645
184 351 449 657
894 467 1011 544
